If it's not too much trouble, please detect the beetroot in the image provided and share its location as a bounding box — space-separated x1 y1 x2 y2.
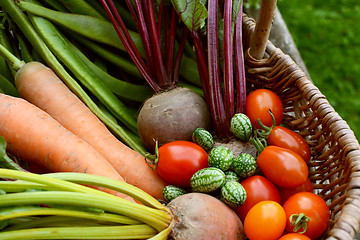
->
137 87 210 151
167 192 246 240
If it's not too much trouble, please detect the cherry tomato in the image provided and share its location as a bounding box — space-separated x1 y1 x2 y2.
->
283 192 330 239
234 175 281 222
268 126 311 163
155 141 208 187
278 178 314 205
279 233 311 240
244 200 286 240
257 146 309 188
246 89 283 128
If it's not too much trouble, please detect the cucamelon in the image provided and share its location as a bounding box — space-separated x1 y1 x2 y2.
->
220 181 247 207
233 153 257 178
162 185 187 202
230 113 252 142
190 167 226 193
192 128 214 151
224 171 240 183
207 146 233 171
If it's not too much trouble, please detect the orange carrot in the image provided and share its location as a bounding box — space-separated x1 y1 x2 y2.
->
15 62 167 200
0 93 133 201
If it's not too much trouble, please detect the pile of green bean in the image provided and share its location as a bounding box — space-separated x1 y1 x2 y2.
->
0 168 173 239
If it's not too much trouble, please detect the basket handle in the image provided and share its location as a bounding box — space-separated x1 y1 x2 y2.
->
249 0 278 59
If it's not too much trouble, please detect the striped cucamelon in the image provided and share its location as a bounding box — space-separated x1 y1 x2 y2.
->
192 128 214 151
162 185 187 202
224 171 240 183
220 181 247 207
190 167 226 193
207 146 234 171
230 113 252 142
233 153 257 178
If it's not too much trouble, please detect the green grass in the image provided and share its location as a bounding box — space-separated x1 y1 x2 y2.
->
277 0 360 140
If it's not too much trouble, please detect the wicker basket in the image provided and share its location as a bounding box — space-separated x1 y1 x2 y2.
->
241 13 360 240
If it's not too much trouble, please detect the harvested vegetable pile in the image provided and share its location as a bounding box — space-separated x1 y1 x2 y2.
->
0 0 332 239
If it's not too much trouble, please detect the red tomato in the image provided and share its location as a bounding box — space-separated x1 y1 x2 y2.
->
283 192 330 239
246 89 283 128
234 175 281 222
279 233 311 240
268 126 311 163
244 200 286 240
155 141 208 187
278 178 314 205
257 146 309 188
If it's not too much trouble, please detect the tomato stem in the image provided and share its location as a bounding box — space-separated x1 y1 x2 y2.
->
250 131 267 154
255 110 276 138
144 140 159 169
289 213 310 234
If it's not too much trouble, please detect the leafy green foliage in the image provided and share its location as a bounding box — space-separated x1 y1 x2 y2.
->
170 0 208 31
278 0 360 139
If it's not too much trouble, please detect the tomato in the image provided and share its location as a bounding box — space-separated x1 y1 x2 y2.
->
234 175 281 222
246 89 283 128
257 146 309 188
244 200 286 240
267 125 311 163
278 178 314 205
155 141 208 187
283 192 330 239
279 233 311 240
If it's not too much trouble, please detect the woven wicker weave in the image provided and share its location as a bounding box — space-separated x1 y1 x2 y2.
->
242 13 360 239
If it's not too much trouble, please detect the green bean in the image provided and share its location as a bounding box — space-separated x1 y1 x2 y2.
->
39 0 68 12
0 23 16 79
15 33 34 63
17 1 144 53
0 74 19 97
0 224 157 239
73 34 143 79
0 0 146 154
56 0 106 20
29 15 138 133
69 41 152 102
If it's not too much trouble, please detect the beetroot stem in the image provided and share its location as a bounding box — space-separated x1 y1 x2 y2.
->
100 0 161 92
157 0 165 38
165 8 178 80
193 32 210 98
208 0 231 138
223 0 235 121
145 0 170 88
173 27 189 85
234 2 246 113
130 0 155 76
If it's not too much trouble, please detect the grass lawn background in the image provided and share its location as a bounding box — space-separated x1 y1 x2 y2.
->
277 0 360 140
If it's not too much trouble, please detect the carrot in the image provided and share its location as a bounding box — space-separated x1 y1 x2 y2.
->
0 93 133 201
15 62 168 200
